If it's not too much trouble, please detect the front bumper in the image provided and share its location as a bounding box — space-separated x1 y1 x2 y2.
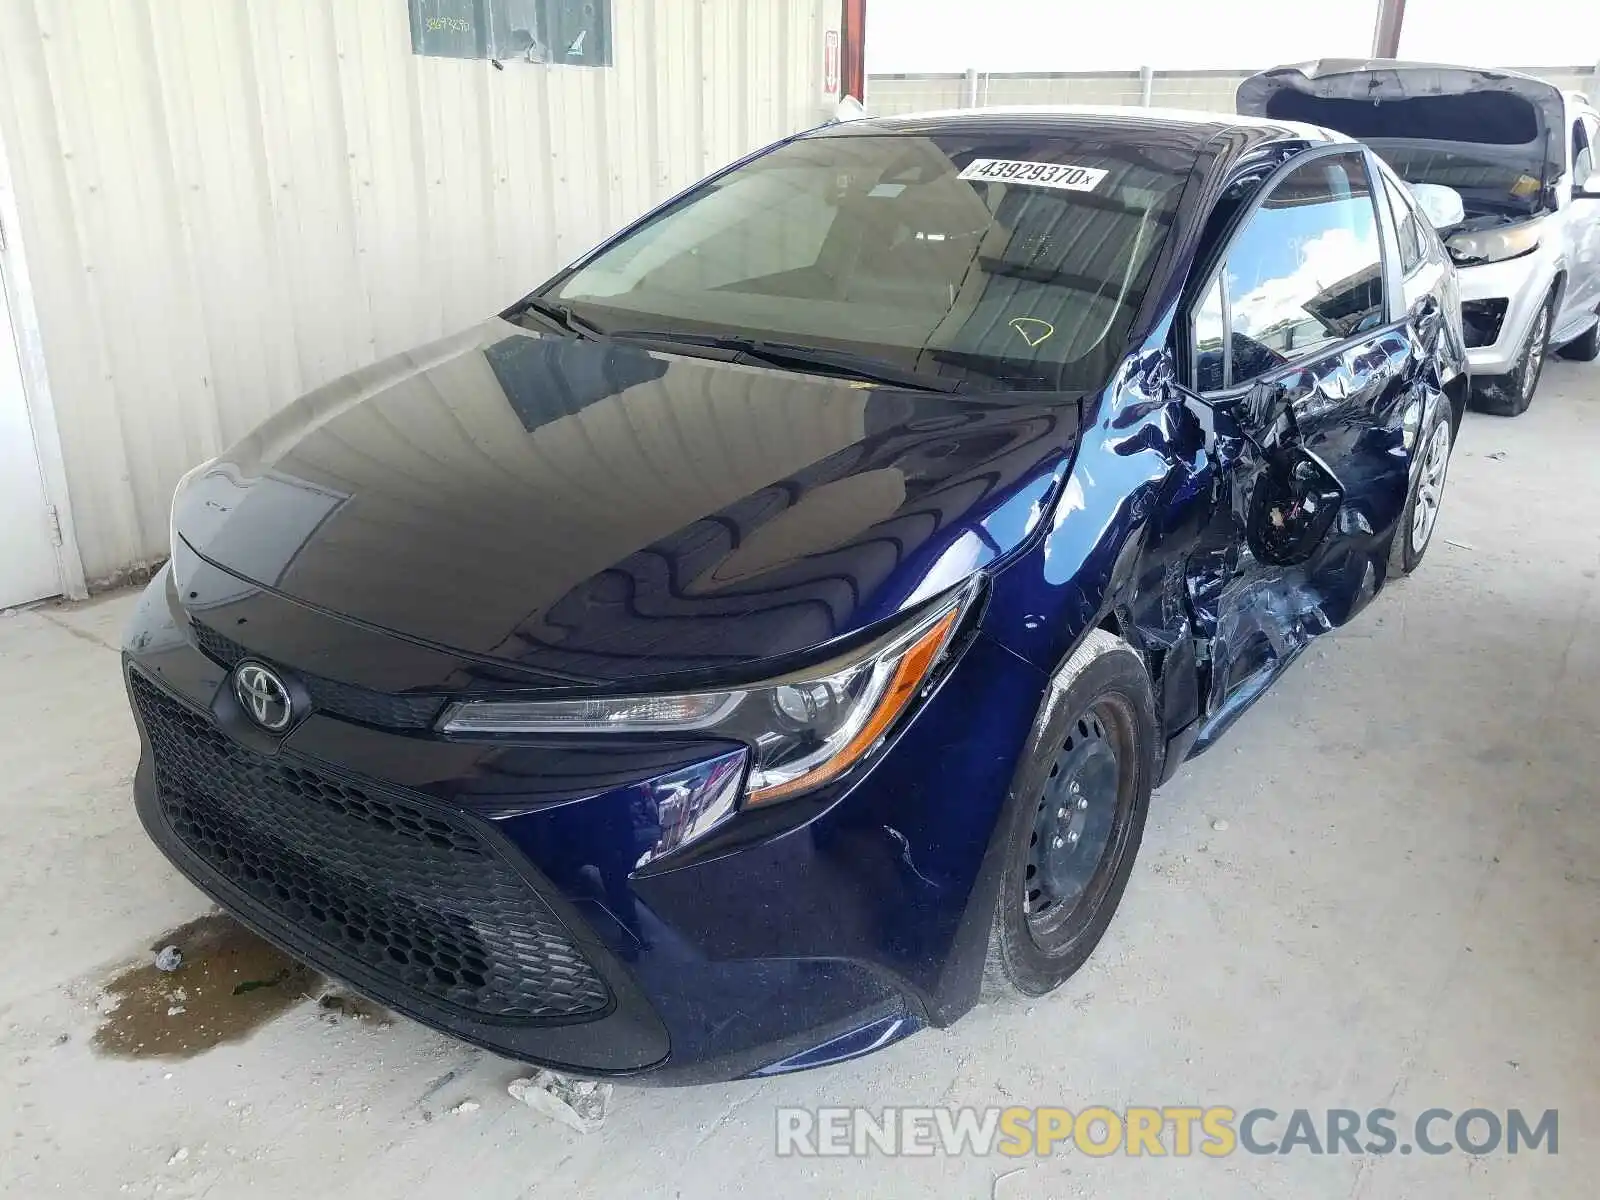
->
1457 253 1556 377
123 562 1045 1082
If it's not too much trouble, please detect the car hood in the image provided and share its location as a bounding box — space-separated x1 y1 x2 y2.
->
1238 60 1566 197
175 321 1079 688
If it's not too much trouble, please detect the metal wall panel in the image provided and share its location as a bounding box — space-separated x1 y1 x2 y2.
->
870 65 1600 116
0 0 834 585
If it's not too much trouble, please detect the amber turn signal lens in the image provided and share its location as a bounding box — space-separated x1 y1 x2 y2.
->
745 606 962 806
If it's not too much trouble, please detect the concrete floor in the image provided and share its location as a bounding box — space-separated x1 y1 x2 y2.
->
3 362 1597 1199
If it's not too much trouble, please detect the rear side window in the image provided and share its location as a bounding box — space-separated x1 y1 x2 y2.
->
1194 277 1226 392
1220 152 1384 384
1576 116 1596 183
1382 176 1424 274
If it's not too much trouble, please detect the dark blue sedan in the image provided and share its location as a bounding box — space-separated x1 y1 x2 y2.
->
124 106 1468 1083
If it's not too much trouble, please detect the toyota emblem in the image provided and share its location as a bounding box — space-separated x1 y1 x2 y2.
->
233 662 294 732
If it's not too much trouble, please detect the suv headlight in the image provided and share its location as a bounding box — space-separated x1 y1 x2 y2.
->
1445 217 1544 266
439 582 978 805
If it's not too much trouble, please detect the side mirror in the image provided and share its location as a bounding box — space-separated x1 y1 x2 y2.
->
1247 447 1344 567
1407 183 1466 230
1575 164 1600 200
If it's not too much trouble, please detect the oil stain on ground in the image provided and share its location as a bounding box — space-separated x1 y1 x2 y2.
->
93 913 323 1059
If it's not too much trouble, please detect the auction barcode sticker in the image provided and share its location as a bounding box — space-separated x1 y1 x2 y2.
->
957 159 1108 191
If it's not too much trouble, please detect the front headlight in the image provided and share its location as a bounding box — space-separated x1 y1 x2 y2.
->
439 582 978 805
1446 217 1544 266
168 457 217 563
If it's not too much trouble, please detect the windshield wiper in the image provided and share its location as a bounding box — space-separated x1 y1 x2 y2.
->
506 296 607 340
607 330 963 393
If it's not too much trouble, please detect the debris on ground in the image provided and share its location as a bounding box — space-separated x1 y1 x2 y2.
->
153 946 183 973
1211 818 1229 832
317 988 393 1025
166 1148 189 1167
507 1070 613 1133
1487 450 1507 461
447 1099 480 1115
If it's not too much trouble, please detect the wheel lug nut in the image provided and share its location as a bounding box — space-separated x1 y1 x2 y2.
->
1056 806 1068 820
1052 835 1065 850
1070 781 1081 795
1076 797 1088 811
1066 830 1079 844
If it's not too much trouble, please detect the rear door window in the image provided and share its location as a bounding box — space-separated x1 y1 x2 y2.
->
1381 175 1425 274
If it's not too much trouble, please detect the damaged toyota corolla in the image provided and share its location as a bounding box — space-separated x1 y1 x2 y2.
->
124 107 1467 1083
1241 60 1600 415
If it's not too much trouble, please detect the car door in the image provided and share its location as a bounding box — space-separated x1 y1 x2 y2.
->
1565 111 1600 320
1181 147 1421 736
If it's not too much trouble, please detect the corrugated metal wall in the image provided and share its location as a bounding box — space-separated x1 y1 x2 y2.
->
0 0 834 587
868 65 1600 116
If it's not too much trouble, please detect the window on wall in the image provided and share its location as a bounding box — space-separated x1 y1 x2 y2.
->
409 0 612 66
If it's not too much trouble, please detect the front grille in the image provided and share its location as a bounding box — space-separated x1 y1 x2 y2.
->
190 620 445 729
130 670 610 1021
1462 299 1509 349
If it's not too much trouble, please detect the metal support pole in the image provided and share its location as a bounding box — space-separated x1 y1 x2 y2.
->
964 67 979 109
1371 0 1406 59
1139 64 1154 107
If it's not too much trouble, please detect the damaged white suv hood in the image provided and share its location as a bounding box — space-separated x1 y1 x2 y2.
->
1238 60 1567 219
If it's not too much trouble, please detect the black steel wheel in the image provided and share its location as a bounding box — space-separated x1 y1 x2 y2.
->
1022 701 1137 950
984 629 1156 999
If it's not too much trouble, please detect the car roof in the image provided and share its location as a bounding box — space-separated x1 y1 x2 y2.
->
812 104 1338 156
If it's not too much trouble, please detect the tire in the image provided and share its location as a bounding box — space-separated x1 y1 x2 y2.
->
1395 400 1455 576
1471 290 1554 416
982 629 1157 1000
1555 317 1599 362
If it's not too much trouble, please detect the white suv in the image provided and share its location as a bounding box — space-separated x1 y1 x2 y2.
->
1240 61 1600 415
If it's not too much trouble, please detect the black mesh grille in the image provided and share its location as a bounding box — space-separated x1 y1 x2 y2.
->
130 670 610 1021
190 620 445 729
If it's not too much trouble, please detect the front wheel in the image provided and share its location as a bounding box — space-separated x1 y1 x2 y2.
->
1472 291 1553 417
983 629 1156 999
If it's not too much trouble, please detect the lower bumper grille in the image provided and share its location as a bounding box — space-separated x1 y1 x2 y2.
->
1462 298 1509 349
129 670 610 1021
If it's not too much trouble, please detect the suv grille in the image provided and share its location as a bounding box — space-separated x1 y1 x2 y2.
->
190 620 445 729
130 670 610 1021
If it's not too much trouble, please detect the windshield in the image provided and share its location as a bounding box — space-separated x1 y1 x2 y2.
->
545 132 1191 391
1369 141 1547 221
